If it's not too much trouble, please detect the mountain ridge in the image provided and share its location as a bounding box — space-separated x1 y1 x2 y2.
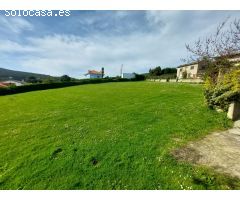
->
0 67 58 81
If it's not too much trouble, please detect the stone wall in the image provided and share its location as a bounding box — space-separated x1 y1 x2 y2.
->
227 102 240 121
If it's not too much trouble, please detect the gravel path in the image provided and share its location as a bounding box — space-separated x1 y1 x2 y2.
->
173 120 240 178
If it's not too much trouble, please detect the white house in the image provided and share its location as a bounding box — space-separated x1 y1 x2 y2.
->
2 80 24 86
177 62 205 79
121 73 136 79
177 53 240 79
85 69 103 79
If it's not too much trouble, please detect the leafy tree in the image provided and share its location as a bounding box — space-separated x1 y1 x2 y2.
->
148 67 177 78
43 78 55 84
149 66 162 76
162 68 177 74
60 75 71 82
134 73 145 80
26 76 38 83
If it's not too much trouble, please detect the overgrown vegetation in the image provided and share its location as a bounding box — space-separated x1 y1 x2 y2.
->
204 68 240 110
0 82 237 189
186 18 240 110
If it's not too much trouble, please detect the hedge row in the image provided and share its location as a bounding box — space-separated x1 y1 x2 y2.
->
0 78 136 96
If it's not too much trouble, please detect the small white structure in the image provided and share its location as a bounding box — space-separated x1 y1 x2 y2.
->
121 73 135 79
85 70 103 79
3 80 24 86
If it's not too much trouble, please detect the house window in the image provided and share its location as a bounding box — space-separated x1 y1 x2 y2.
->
190 66 194 70
180 68 182 72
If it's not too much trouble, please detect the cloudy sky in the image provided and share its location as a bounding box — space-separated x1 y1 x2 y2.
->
0 10 240 78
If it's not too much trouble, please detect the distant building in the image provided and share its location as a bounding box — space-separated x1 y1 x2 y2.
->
121 73 136 79
177 53 240 80
1 80 24 86
85 68 104 79
0 83 8 88
177 62 205 79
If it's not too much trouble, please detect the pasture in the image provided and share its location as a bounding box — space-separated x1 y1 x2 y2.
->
0 82 239 189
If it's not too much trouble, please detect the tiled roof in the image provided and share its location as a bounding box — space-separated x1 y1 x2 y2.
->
177 62 198 68
0 83 8 87
87 70 102 75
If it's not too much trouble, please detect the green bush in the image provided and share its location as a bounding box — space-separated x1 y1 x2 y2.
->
60 75 71 82
134 73 146 81
204 69 240 111
182 70 187 79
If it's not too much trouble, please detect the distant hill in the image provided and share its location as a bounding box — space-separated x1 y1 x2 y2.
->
0 68 59 81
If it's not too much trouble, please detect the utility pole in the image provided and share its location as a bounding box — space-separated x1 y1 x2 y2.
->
120 64 123 78
101 67 104 78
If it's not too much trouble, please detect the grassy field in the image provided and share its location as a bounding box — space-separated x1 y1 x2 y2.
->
0 82 239 189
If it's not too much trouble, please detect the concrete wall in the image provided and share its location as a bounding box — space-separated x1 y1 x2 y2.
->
227 102 240 121
147 78 203 84
169 79 177 82
86 74 102 79
177 79 203 83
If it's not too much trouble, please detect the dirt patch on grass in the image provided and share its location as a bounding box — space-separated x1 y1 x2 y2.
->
173 121 240 179
90 157 99 166
50 148 63 160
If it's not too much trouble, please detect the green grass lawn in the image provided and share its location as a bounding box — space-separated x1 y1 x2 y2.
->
0 82 239 189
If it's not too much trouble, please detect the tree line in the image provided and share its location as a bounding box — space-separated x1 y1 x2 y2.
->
25 75 72 83
148 66 177 77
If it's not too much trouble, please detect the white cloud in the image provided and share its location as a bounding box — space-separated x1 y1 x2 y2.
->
0 32 187 78
1 11 240 78
0 40 35 52
0 16 33 34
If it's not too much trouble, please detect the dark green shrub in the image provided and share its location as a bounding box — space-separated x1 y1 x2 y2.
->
26 76 42 83
134 73 146 81
204 69 240 111
60 75 71 82
149 66 162 76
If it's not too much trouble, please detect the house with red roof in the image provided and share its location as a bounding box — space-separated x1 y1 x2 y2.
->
0 82 8 88
0 80 24 88
85 68 104 79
